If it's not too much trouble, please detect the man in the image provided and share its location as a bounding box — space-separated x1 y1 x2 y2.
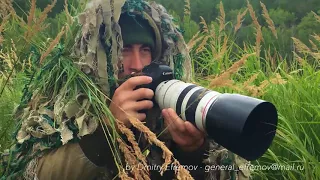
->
1 0 250 179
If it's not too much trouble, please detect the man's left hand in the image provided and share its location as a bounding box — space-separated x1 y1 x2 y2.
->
162 108 205 152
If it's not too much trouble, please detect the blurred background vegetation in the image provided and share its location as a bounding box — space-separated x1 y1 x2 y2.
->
0 0 319 179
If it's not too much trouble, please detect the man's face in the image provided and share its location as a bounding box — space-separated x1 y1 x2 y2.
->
118 44 152 79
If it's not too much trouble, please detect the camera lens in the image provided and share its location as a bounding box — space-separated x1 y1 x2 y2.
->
155 80 278 161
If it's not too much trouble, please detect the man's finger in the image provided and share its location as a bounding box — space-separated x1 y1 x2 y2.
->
130 88 154 101
167 108 185 132
119 76 152 91
185 121 204 139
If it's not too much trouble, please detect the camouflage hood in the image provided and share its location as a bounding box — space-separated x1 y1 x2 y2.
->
72 0 193 97
11 0 193 149
0 0 196 179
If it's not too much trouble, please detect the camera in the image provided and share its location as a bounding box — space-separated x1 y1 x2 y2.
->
136 63 278 161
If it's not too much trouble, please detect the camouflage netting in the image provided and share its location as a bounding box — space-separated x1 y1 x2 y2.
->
0 0 250 179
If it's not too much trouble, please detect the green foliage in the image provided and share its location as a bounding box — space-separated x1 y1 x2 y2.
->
268 8 296 28
297 12 320 45
1 0 320 179
0 76 24 152
154 0 320 63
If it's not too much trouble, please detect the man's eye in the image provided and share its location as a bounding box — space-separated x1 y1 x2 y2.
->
122 48 130 52
142 48 151 52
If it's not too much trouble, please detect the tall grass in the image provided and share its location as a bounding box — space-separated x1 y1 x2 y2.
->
186 1 320 180
0 0 319 179
0 77 23 152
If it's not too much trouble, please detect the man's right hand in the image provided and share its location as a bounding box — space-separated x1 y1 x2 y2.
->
109 76 154 128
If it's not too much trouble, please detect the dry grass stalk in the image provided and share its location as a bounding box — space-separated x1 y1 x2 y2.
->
293 51 307 66
312 11 320 23
187 31 202 51
209 43 217 59
312 34 320 43
217 2 226 32
27 0 37 28
247 0 263 57
171 159 193 180
200 16 209 34
117 138 150 180
260 2 277 39
0 0 13 18
0 39 18 85
127 116 172 174
248 80 268 97
196 36 209 53
208 53 254 88
127 116 192 178
64 0 74 24
25 0 57 41
184 0 191 17
310 52 320 61
245 85 262 97
210 24 216 39
266 47 277 70
212 79 235 90
40 26 66 64
25 0 37 40
116 120 147 167
292 37 311 53
243 73 260 87
234 8 248 34
270 73 287 84
37 0 57 25
215 36 229 61
118 169 135 180
245 73 286 97
0 13 11 45
309 40 318 51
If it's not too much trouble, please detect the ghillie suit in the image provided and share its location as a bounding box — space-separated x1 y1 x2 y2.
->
0 0 251 179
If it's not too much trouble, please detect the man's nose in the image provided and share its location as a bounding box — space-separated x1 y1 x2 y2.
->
129 50 144 72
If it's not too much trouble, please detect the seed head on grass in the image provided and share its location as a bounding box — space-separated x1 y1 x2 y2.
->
196 36 209 54
0 13 11 45
217 2 225 33
117 120 147 167
309 40 318 51
25 0 57 41
127 116 172 174
214 36 229 61
187 31 202 51
184 0 191 17
312 11 320 23
117 137 150 180
292 37 311 53
234 8 248 34
27 0 36 28
270 73 287 85
0 0 13 18
312 34 320 44
208 53 254 88
260 2 278 39
247 0 263 57
243 73 260 87
127 116 192 179
210 23 216 39
36 0 57 28
64 0 74 25
40 26 66 64
200 16 209 34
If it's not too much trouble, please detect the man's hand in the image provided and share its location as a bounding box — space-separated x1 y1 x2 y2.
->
109 76 154 128
162 108 205 152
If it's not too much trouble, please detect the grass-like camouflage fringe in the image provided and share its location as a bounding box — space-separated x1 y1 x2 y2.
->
0 0 194 179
